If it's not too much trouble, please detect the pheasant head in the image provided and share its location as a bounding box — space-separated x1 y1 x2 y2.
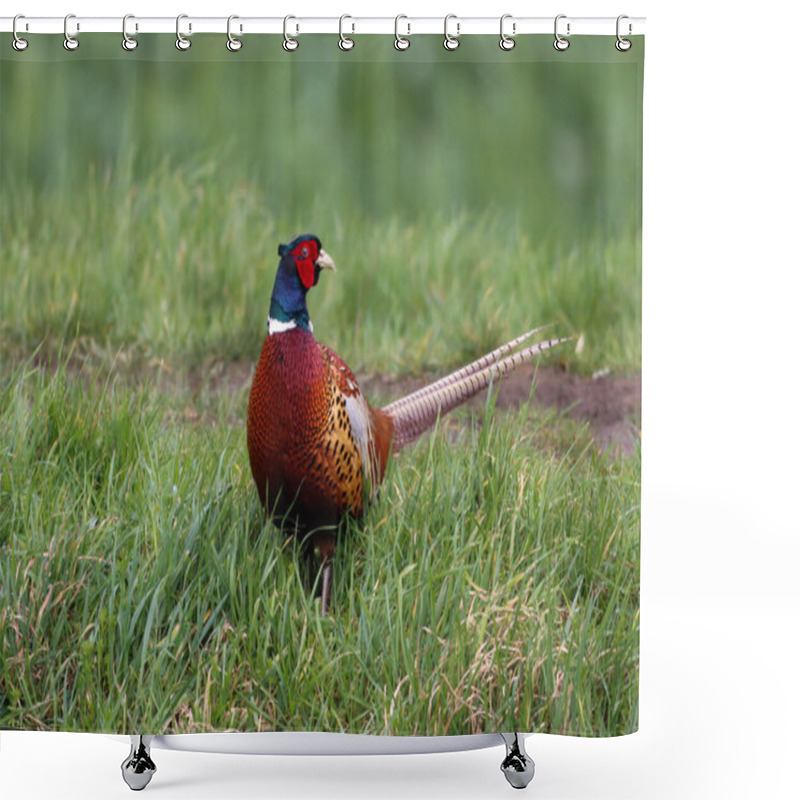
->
268 233 336 335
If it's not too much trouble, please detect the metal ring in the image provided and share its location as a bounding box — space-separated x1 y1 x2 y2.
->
283 15 299 51
394 15 410 51
443 14 460 51
227 15 243 51
12 14 29 51
63 13 79 51
122 14 138 51
339 14 354 50
554 14 570 51
499 14 515 51
176 13 191 50
615 14 632 51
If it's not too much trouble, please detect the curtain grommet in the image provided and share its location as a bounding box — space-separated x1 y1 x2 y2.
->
339 14 355 51
394 15 410 51
122 14 138 51
12 14 29 51
63 13 80 51
444 14 460 51
227 15 243 52
175 14 191 50
499 14 515 51
554 14 570 51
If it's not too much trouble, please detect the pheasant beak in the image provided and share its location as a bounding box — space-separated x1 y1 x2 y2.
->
316 249 336 272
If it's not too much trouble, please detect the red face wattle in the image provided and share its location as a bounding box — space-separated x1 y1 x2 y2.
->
292 239 320 290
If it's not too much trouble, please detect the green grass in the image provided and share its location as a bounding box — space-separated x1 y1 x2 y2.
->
0 160 640 738
0 158 640 376
0 38 640 736
0 357 638 735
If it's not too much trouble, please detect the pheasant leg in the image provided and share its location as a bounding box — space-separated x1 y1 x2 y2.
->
321 557 333 616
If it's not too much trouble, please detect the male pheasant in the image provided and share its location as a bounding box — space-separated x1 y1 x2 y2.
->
247 233 563 615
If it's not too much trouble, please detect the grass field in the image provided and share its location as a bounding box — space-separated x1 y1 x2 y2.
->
1 38 641 736
0 159 640 375
0 349 639 736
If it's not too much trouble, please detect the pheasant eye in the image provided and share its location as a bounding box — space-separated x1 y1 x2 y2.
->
301 246 309 258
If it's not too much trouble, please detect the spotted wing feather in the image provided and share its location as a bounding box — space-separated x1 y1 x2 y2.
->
319 345 392 505
315 347 366 518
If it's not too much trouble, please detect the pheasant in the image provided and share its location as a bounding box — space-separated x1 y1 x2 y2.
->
247 233 564 615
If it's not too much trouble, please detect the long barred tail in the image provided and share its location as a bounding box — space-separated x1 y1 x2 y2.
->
382 327 568 450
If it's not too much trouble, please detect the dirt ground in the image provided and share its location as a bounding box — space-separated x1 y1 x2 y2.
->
361 365 641 456
34 350 640 456
190 361 641 457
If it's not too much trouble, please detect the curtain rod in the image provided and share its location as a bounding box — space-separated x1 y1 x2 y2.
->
1 16 646 38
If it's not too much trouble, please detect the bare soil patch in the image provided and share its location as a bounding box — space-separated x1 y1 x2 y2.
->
186 361 641 456
361 366 641 456
33 351 640 456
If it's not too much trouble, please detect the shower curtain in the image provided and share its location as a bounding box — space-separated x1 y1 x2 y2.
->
1 26 642 744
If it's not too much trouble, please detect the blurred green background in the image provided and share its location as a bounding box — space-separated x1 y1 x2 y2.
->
1 34 642 373
1 35 642 235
